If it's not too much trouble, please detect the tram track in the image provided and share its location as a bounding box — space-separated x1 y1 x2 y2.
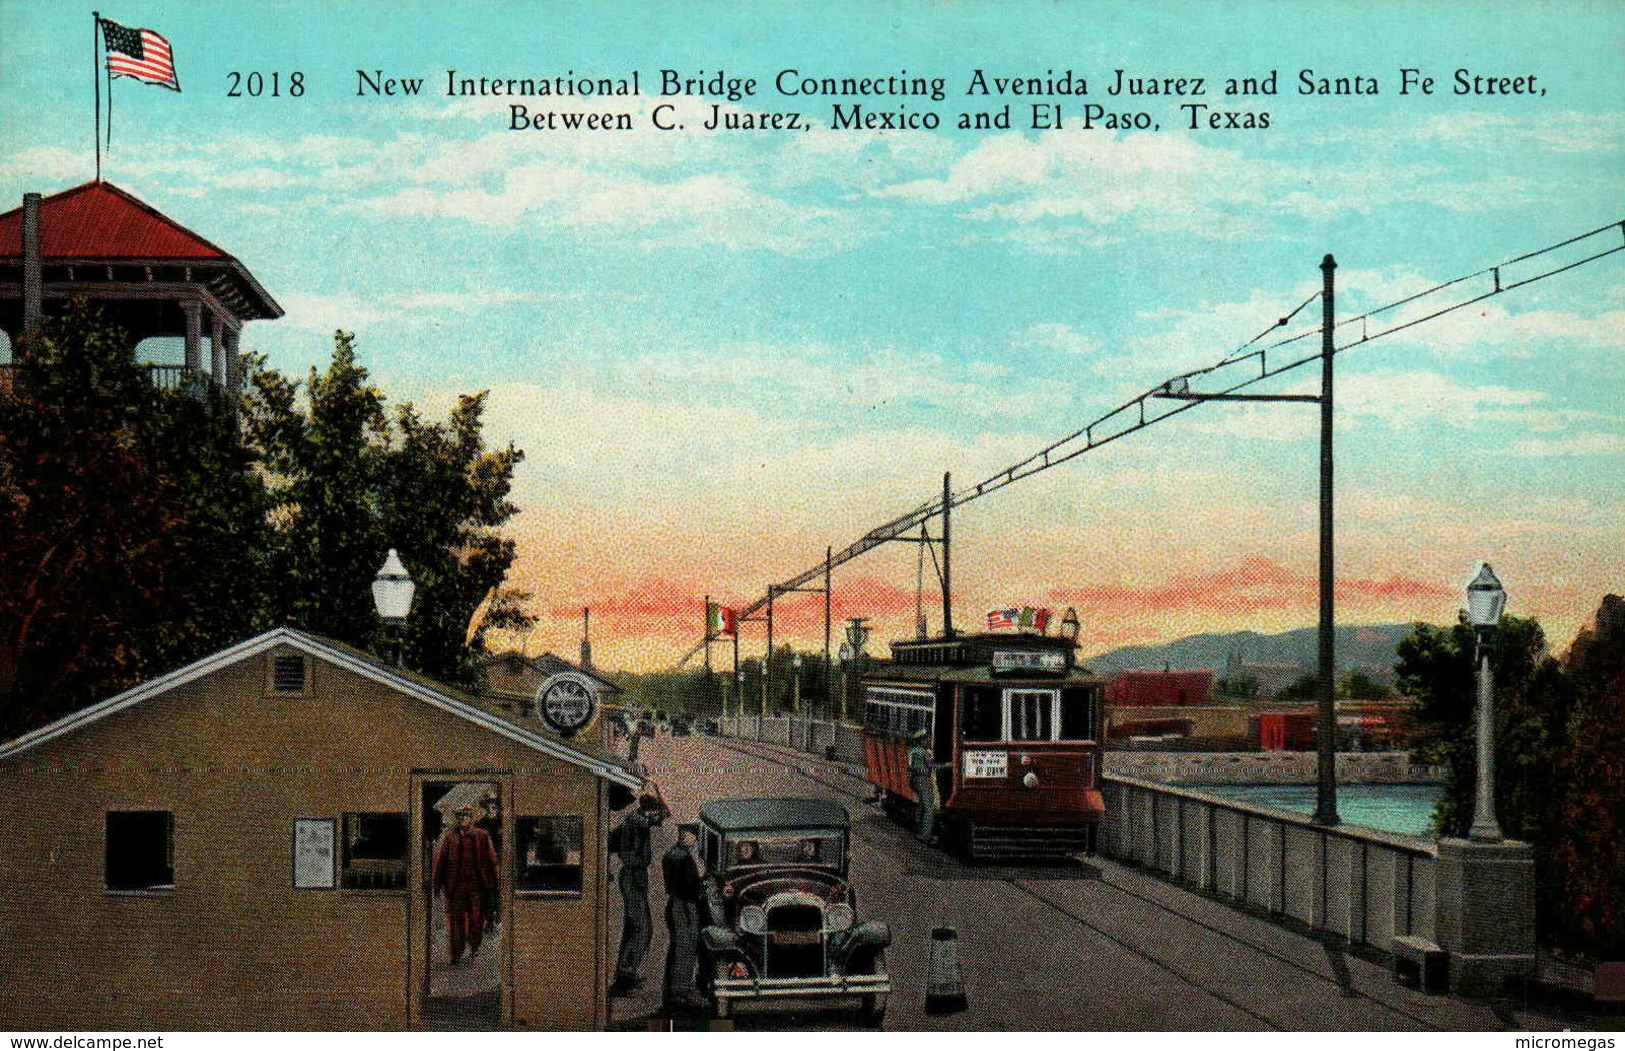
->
703 734 1454 1032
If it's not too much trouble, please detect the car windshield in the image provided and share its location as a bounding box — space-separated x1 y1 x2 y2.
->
728 834 843 868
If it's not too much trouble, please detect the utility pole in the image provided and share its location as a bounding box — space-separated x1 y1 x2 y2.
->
824 546 833 721
1151 252 1341 827
1313 254 1341 827
941 472 953 637
765 585 775 717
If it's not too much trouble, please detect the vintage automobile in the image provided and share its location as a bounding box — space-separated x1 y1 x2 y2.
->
697 798 891 1024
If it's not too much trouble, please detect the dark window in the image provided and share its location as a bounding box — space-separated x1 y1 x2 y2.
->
341 813 408 889
1059 687 1095 741
106 811 174 890
961 687 1002 741
1010 690 1055 741
517 816 583 894
271 654 307 692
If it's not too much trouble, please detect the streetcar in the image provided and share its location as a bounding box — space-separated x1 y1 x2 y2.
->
860 631 1106 860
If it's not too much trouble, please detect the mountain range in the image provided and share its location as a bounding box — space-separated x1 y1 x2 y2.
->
1081 623 1418 677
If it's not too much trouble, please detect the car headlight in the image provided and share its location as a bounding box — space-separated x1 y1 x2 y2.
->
739 905 768 934
825 903 854 931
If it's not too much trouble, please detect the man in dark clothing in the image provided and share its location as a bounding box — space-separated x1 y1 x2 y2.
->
662 823 707 1012
610 785 669 996
432 805 499 965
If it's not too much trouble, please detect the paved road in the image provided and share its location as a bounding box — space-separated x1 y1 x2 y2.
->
609 733 1568 1032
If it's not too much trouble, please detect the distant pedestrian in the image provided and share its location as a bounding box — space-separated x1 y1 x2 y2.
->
610 784 669 996
432 804 499 965
908 729 945 845
662 823 707 1012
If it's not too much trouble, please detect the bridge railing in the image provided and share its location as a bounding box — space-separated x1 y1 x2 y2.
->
714 715 865 765
1099 774 1439 950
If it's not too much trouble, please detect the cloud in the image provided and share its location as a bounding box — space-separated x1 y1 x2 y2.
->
351 163 856 254
1318 111 1625 156
874 128 1529 241
1507 432 1625 457
1020 323 1107 362
1047 555 1454 616
880 131 1284 238
274 288 561 335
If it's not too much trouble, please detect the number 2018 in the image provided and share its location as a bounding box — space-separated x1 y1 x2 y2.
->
227 71 304 97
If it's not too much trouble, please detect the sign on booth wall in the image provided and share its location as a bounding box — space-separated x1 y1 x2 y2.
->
292 818 335 889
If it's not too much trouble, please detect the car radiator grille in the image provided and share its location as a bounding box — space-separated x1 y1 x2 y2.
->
766 904 826 978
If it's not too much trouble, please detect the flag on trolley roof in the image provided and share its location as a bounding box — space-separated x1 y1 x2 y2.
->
986 608 1017 631
706 601 737 637
1018 607 1052 633
100 18 180 91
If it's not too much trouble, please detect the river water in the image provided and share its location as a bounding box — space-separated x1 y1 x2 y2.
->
1192 783 1442 837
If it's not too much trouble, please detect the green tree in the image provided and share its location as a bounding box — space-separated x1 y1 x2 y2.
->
245 331 525 686
1 303 274 734
1214 675 1260 700
1337 670 1392 700
1279 674 1318 701
1549 595 1625 958
1395 615 1567 841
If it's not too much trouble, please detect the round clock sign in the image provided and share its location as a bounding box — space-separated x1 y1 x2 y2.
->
536 672 598 736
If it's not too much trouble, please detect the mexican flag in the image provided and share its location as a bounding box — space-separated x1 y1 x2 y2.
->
706 601 737 637
1014 607 1053 633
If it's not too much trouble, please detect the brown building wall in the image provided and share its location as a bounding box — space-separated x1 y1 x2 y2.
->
0 644 610 1031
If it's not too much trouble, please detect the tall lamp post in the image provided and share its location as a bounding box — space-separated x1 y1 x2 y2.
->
1465 563 1508 843
371 548 416 667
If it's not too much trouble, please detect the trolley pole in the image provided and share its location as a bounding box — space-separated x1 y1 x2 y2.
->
941 471 953 637
1313 254 1341 827
1149 251 1343 826
824 546 833 721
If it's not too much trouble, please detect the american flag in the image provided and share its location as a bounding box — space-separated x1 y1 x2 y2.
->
986 608 1017 631
101 19 180 91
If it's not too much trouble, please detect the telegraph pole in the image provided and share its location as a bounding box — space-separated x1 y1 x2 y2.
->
1150 252 1342 826
941 472 953 637
824 546 833 720
1313 254 1340 827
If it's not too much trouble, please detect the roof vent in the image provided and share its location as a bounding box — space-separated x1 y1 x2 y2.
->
271 654 308 693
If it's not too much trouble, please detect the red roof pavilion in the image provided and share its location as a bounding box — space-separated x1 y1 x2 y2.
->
1 180 281 389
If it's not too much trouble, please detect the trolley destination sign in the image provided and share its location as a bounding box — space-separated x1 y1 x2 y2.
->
990 648 1067 676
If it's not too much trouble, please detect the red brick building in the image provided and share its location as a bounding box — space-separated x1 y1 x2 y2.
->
1105 669 1214 708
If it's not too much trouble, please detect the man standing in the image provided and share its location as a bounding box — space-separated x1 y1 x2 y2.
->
610 785 669 996
432 804 499 965
908 728 944 845
662 823 707 1013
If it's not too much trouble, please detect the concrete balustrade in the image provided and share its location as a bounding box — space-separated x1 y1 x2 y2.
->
1100 775 1438 948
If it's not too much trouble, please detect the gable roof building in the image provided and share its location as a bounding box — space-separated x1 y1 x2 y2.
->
0 628 636 1031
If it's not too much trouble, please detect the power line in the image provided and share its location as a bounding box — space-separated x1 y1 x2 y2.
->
677 219 1625 667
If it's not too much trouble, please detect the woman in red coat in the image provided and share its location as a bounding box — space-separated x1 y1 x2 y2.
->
433 805 500 964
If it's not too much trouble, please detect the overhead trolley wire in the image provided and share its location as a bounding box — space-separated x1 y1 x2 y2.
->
676 219 1625 667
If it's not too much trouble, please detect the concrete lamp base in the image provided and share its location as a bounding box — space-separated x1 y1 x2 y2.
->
1433 837 1537 998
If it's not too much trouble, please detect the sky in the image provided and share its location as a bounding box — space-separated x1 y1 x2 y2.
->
2 1 1621 672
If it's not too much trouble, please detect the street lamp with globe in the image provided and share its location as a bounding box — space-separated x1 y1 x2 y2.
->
1465 562 1508 843
372 548 416 667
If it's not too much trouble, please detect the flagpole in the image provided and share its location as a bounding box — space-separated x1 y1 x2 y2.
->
92 12 101 181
